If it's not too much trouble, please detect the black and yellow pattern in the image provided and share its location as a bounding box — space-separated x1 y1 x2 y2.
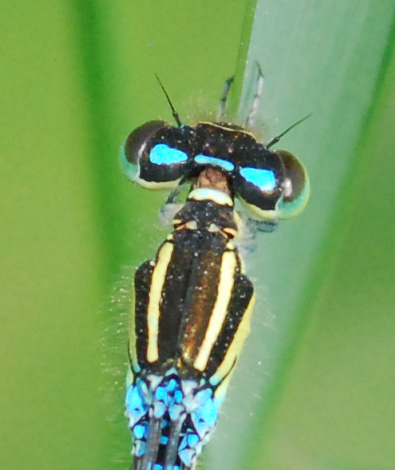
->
130 191 255 382
126 187 255 470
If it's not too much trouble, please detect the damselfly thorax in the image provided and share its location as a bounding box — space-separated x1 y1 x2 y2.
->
121 70 310 470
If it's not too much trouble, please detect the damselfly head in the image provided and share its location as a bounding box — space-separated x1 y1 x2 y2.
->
121 120 310 221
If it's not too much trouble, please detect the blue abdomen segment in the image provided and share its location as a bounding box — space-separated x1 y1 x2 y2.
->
125 371 221 469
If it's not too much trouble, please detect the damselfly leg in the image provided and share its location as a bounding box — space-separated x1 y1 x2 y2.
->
216 76 234 122
245 62 265 128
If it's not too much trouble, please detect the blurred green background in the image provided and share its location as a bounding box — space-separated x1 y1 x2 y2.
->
1 1 394 469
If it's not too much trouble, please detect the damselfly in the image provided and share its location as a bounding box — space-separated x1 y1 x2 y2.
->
121 68 310 470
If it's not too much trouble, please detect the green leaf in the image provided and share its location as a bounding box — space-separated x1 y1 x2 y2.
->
213 2 395 470
3 1 393 469
0 1 255 469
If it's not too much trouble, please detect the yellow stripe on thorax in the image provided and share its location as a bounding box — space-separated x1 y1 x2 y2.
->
193 251 237 371
210 293 256 385
147 242 174 362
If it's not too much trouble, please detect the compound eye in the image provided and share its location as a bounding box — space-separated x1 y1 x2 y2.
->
276 150 310 219
235 166 283 220
124 120 168 166
121 120 168 183
233 145 285 220
121 121 193 189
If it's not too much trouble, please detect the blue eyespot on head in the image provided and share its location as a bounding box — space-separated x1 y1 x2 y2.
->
239 167 277 192
149 144 188 166
194 154 235 172
121 121 193 189
236 151 310 221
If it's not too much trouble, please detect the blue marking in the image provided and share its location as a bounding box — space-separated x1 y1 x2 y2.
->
133 424 146 440
153 466 180 470
168 378 178 391
179 446 196 467
134 440 146 458
125 384 149 426
159 434 169 445
150 144 188 166
240 167 277 191
153 377 186 420
186 433 199 447
194 154 235 172
169 402 184 421
129 375 216 468
153 401 166 419
191 394 218 437
155 384 166 401
161 419 170 429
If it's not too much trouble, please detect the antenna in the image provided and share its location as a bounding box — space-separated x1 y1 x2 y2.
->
266 113 312 149
154 74 182 127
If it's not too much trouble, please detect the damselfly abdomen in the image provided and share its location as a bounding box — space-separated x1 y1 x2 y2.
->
121 72 310 470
